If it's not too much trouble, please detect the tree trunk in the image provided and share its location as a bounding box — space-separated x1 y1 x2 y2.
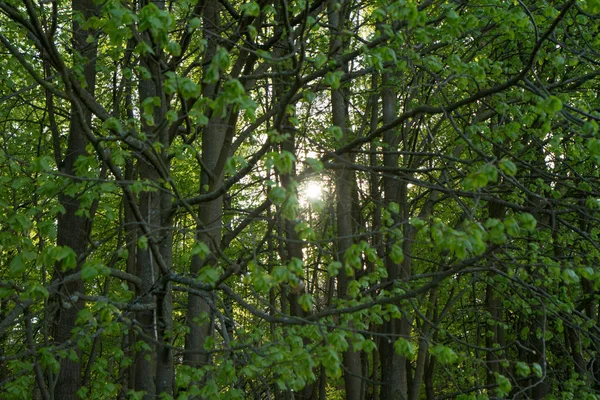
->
379 70 410 400
328 2 362 398
184 0 224 373
134 1 174 395
53 1 98 398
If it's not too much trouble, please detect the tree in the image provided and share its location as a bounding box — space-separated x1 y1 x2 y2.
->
0 0 600 399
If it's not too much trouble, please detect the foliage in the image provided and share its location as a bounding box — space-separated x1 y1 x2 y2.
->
0 0 599 399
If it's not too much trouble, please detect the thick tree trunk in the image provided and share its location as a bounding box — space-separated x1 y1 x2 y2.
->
53 1 98 398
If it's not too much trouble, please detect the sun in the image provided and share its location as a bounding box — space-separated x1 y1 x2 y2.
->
303 181 322 201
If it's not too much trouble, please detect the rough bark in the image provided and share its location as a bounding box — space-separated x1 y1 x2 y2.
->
52 1 98 398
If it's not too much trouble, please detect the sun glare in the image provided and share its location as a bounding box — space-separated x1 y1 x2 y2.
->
304 181 322 201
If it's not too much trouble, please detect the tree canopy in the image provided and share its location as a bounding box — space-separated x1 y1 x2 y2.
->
1 0 600 399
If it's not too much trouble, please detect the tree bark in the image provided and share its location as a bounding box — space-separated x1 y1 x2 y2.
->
184 0 224 373
328 2 362 398
53 1 98 398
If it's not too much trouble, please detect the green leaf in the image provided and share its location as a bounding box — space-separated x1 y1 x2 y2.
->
81 263 99 281
515 362 531 377
303 90 316 103
495 374 512 397
313 53 328 69
327 261 342 277
584 0 600 13
463 170 488 189
409 217 425 229
389 244 404 264
518 213 536 231
188 17 201 31
327 125 343 141
240 1 260 17
268 186 287 204
198 266 220 286
273 151 296 174
103 117 125 134
562 268 579 284
587 138 600 155
583 120 598 136
394 338 416 359
191 242 210 260
544 96 562 113
298 294 312 312
498 159 517 176
532 363 543 378
166 41 181 57
304 157 323 172
213 47 231 70
24 283 49 301
430 344 458 364
9 254 27 276
138 236 148 250
324 71 344 89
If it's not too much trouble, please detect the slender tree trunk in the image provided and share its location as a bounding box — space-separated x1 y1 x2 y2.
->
379 70 410 400
485 201 506 387
328 2 362 398
184 0 225 373
134 1 173 396
408 291 436 400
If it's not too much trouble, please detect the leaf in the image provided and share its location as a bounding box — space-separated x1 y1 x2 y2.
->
313 53 328 69
138 236 148 250
273 151 296 174
518 213 537 231
327 125 343 141
9 254 27 276
298 294 312 312
394 338 416 359
587 138 600 155
498 159 517 176
24 283 49 301
81 263 99 281
188 17 201 31
303 90 316 103
324 71 344 89
515 361 531 377
389 244 404 264
463 170 488 189
327 261 342 277
562 268 579 284
240 1 260 17
583 120 598 136
544 96 563 113
268 186 287 204
496 374 512 397
430 344 458 364
304 157 323 172
166 41 181 57
409 217 425 229
198 266 220 286
532 363 543 378
191 242 210 259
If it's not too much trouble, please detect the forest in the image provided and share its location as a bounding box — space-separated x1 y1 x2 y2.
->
0 0 600 399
